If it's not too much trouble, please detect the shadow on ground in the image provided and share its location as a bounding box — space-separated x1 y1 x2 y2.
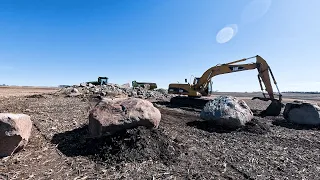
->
51 125 185 166
153 101 202 113
272 118 320 130
251 109 264 116
187 118 271 135
24 94 46 98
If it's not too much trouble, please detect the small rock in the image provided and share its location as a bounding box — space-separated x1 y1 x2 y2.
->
0 113 32 157
80 82 87 87
71 88 79 93
144 84 151 90
121 83 130 89
66 92 82 97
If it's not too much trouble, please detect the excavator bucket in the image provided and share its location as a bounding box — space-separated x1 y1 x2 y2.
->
254 99 284 117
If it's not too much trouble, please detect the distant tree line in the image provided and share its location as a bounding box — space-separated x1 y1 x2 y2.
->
58 85 70 88
282 91 320 94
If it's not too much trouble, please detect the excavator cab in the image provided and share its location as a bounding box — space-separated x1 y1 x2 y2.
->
193 77 200 85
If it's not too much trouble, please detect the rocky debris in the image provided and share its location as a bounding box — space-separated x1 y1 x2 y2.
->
200 96 253 129
88 97 161 138
143 84 150 90
71 88 79 94
0 113 32 157
121 83 130 89
56 83 175 101
66 88 82 97
283 101 320 125
79 82 87 87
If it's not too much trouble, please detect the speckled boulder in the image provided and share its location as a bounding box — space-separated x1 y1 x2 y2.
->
200 96 253 129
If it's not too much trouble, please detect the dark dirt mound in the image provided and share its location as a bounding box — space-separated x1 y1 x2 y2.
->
242 118 271 134
187 118 271 134
51 125 185 166
272 118 320 130
187 120 236 133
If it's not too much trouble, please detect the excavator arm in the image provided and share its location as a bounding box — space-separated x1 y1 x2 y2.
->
192 55 281 101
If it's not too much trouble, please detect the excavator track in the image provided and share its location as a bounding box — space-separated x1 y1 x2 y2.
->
170 95 283 117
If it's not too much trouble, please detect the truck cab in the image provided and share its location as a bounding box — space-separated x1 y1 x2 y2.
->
98 77 108 85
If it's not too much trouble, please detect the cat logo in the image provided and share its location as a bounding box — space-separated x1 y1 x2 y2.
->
229 66 244 72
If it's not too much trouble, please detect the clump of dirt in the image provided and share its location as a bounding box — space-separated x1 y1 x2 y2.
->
25 94 45 98
241 118 271 134
51 126 185 166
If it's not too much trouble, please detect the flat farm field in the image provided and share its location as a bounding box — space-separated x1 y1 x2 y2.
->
0 86 59 97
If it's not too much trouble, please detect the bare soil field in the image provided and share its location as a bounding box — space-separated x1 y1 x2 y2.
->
0 86 59 97
1 88 320 179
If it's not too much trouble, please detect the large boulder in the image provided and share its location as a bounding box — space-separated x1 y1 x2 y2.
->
0 113 32 157
200 96 253 129
88 97 161 138
283 101 320 125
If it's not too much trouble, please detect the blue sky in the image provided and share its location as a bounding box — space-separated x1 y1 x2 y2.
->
0 0 319 92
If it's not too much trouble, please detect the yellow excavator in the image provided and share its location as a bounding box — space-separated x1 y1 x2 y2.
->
168 55 283 117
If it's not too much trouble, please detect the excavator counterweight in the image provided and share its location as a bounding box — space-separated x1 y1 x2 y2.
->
168 55 283 117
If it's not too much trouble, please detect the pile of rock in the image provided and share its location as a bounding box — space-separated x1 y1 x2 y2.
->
56 83 175 101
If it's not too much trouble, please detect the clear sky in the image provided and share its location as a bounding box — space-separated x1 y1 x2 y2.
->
0 0 319 92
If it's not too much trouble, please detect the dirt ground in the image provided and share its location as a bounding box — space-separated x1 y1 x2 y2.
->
1 87 320 179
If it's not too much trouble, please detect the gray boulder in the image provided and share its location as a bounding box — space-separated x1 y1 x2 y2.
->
88 97 161 138
200 96 253 129
0 113 32 157
283 101 320 125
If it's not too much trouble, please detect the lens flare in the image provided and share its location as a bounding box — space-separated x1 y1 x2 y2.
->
216 24 238 44
241 0 272 24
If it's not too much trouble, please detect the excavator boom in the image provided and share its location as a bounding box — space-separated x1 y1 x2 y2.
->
168 55 283 117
